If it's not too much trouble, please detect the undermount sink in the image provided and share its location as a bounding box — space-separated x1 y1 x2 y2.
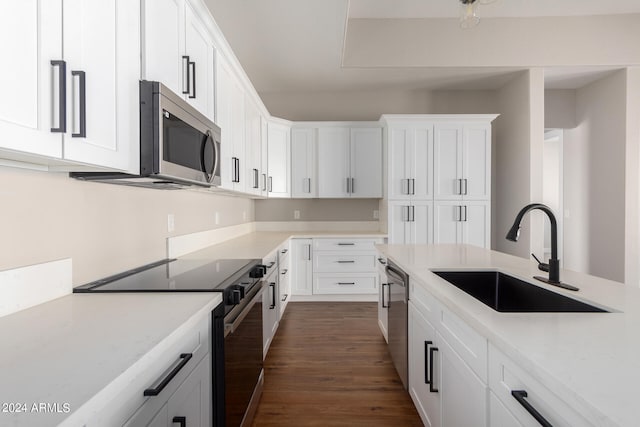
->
432 271 607 313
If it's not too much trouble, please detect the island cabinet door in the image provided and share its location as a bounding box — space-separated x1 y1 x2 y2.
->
290 239 313 295
437 331 488 427
408 302 440 427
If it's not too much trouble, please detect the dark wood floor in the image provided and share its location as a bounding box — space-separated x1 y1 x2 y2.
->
251 302 423 427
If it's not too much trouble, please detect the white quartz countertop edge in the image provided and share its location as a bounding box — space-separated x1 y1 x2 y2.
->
376 243 634 427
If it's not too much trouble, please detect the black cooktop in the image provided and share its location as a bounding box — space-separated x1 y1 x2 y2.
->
74 258 261 292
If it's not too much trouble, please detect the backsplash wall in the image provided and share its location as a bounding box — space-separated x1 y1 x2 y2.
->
255 198 380 221
0 166 254 285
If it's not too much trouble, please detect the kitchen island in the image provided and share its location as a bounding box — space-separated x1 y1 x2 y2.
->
377 243 638 427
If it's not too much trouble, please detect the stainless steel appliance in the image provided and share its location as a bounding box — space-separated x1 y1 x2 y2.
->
74 258 266 427
386 259 409 389
71 81 221 189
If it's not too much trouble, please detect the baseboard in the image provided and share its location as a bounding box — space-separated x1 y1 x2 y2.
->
290 294 378 302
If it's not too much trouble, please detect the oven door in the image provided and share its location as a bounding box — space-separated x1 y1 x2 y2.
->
224 282 265 427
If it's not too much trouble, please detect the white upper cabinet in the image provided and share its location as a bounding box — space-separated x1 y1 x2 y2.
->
63 0 140 172
388 125 433 201
244 96 262 196
0 0 139 172
291 128 317 198
184 2 215 120
350 128 383 198
317 127 350 198
141 0 183 97
217 59 246 193
260 116 269 196
267 120 291 198
0 0 63 159
142 0 216 121
434 122 491 201
317 126 382 198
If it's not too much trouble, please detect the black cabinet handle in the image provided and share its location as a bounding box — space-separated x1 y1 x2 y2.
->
266 261 276 269
282 294 288 302
338 282 355 285
173 416 186 427
253 169 259 188
144 353 192 396
424 340 433 384
337 243 355 246
381 283 388 308
268 176 273 192
262 173 267 191
188 60 196 99
182 56 190 94
281 248 288 254
235 158 240 183
50 60 66 133
281 269 288 275
337 260 355 263
269 282 276 309
410 178 415 195
429 347 438 392
71 70 86 138
511 390 553 427
377 257 387 265
351 177 355 194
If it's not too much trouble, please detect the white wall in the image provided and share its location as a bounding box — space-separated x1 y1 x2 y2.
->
255 198 379 221
0 166 254 285
573 71 626 282
624 68 640 286
260 88 433 121
492 70 545 258
545 90 577 129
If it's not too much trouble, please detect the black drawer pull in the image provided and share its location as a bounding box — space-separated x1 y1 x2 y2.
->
429 347 438 393
270 282 277 308
336 260 355 263
337 242 355 246
511 390 553 427
338 282 355 285
50 60 66 133
173 416 186 427
424 340 433 384
282 294 288 302
144 353 192 396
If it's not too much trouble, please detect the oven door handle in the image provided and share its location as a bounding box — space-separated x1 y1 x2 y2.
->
224 283 265 337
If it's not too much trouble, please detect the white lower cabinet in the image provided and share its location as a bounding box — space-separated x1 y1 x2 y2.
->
125 354 211 427
488 344 594 427
278 243 291 317
262 249 279 357
290 239 313 296
489 391 523 427
408 283 488 427
120 313 211 427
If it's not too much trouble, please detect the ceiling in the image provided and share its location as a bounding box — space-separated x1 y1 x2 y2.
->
204 0 640 94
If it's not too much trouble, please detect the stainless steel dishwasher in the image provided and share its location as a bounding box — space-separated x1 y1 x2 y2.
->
386 259 409 389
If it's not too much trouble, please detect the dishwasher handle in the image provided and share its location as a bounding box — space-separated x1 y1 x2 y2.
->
386 265 407 285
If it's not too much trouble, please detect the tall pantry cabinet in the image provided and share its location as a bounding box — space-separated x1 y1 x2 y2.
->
382 115 497 248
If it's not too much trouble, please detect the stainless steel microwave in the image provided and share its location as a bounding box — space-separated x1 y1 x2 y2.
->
71 81 221 189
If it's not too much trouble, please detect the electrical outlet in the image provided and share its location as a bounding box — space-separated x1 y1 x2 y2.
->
214 212 220 225
294 210 300 220
167 214 175 232
373 210 379 219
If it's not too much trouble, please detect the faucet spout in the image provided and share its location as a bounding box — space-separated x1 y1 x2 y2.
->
505 203 559 283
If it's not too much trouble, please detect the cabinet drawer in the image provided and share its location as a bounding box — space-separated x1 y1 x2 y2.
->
313 274 377 294
313 254 376 272
409 277 441 329
489 344 594 427
313 238 380 251
262 249 278 275
115 314 210 426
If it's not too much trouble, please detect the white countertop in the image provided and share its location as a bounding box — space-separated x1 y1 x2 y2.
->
180 230 386 261
0 292 221 427
377 243 639 427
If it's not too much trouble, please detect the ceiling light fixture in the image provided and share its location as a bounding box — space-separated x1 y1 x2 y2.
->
459 0 497 29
